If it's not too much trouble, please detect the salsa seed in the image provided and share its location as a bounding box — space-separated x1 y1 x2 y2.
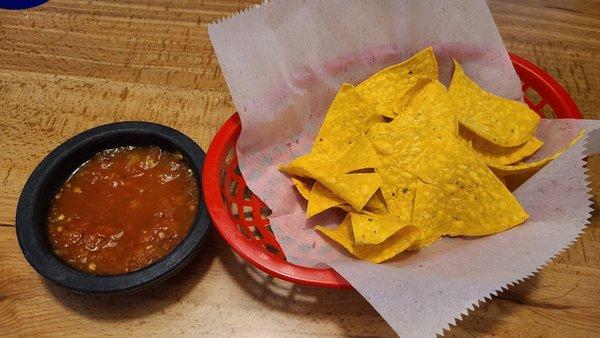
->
88 263 96 271
158 231 165 239
57 214 65 221
57 226 63 232
73 187 82 193
55 193 61 199
189 204 196 211
146 245 153 250
112 230 124 239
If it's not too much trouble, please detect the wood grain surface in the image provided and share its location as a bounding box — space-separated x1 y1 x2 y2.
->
1 1 599 337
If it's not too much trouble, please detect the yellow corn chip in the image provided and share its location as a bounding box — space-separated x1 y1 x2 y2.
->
459 126 544 167
410 130 529 248
449 60 540 147
326 173 382 211
316 214 421 263
491 130 584 177
281 154 381 211
313 83 383 155
366 82 456 222
491 158 553 176
306 182 344 218
357 47 438 118
364 189 388 214
336 204 355 212
337 133 383 173
280 133 381 177
282 161 381 211
368 121 420 223
307 186 387 216
350 212 410 245
279 153 317 178
281 134 382 211
310 189 388 215
290 177 313 200
396 79 458 135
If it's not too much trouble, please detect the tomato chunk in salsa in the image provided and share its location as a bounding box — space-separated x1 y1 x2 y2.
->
47 146 198 275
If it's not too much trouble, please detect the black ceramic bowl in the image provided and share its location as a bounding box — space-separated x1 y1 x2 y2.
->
16 122 211 294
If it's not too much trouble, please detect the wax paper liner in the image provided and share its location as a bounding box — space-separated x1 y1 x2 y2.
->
208 1 598 336
209 0 524 266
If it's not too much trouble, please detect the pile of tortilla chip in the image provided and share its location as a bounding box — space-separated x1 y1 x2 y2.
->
280 47 579 263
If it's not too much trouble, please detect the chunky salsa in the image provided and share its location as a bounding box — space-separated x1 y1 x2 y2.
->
47 146 198 275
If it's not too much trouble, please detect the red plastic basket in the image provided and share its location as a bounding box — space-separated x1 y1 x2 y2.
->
202 54 583 289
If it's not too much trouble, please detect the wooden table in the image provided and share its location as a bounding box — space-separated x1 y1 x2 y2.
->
1 1 599 336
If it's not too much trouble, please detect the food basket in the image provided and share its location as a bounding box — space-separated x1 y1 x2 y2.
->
202 54 583 289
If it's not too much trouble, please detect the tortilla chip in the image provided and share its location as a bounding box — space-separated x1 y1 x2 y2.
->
281 161 381 211
491 130 584 176
449 60 540 147
459 126 544 167
357 47 438 118
410 130 529 248
364 189 388 214
313 83 383 155
290 177 313 200
306 182 344 217
280 133 381 177
316 214 420 263
366 86 457 223
326 173 382 211
337 133 383 173
279 153 318 178
281 133 383 211
350 212 410 245
367 121 419 223
307 188 387 215
336 204 355 212
396 79 457 135
491 159 553 177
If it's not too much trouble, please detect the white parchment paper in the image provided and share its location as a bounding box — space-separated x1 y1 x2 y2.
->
209 1 598 336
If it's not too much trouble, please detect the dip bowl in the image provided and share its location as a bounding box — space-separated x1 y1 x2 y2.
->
16 122 211 294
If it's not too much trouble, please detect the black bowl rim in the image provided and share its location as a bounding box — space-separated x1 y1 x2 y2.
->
15 121 211 294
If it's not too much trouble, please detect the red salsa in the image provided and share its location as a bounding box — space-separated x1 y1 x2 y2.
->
47 146 198 275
